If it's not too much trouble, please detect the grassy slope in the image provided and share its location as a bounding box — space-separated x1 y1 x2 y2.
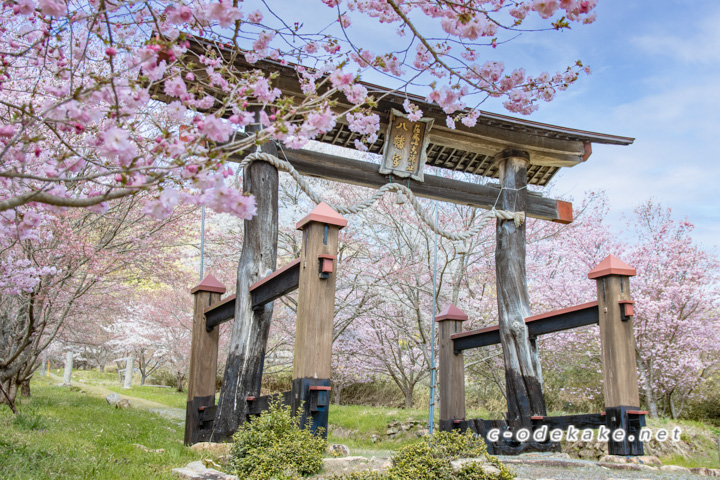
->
4 371 719 478
0 377 201 480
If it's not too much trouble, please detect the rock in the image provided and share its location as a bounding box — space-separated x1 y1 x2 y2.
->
370 434 379 443
710 469 720 477
450 458 486 470
326 444 351 457
116 399 131 409
133 444 165 454
600 455 627 464
189 442 232 458
691 467 712 476
105 393 122 405
660 465 691 474
386 427 398 436
627 455 662 466
416 428 429 437
367 457 392 472
322 456 373 475
400 423 413 431
450 458 500 476
596 462 642 471
172 460 238 480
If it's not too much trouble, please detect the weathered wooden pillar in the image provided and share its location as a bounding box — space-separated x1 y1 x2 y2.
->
123 355 134 389
185 274 225 445
437 304 468 432
62 351 73 386
495 150 546 429
589 255 644 455
291 202 346 437
213 118 279 440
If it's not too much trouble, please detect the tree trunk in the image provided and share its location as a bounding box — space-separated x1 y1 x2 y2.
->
176 371 185 393
141 372 147 386
495 153 546 429
404 387 414 408
638 357 659 419
116 360 124 385
20 380 30 397
62 351 73 386
99 364 105 373
669 393 678 420
213 119 279 441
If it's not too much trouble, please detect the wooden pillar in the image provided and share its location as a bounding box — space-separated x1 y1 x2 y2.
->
495 150 546 429
213 118 279 440
185 274 225 445
62 351 73 386
529 336 544 395
589 255 644 455
437 304 468 432
291 202 347 437
123 356 134 389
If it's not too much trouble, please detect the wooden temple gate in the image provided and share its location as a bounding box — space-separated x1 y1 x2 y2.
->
173 43 635 446
437 255 648 455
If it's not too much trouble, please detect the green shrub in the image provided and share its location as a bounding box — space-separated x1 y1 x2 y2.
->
329 431 513 480
230 401 326 480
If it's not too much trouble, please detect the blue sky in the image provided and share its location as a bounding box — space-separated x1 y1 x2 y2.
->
478 0 720 249
252 0 719 249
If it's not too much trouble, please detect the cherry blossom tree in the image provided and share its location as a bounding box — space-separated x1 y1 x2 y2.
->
0 0 597 231
0 194 194 408
625 201 720 419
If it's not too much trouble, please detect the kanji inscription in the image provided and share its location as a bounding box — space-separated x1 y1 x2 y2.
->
379 109 434 182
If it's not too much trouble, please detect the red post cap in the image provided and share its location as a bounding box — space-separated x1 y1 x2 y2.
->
190 274 227 294
588 255 636 279
435 304 469 322
296 202 348 230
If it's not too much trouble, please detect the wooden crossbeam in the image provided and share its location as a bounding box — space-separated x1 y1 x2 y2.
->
530 413 606 431
452 301 599 353
204 258 301 331
246 392 292 416
249 258 301 311
233 149 573 224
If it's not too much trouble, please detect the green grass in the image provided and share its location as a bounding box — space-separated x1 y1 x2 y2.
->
647 417 720 469
0 377 201 480
326 404 491 452
103 385 187 409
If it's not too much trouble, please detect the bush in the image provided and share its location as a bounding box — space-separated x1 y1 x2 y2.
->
230 400 326 480
329 431 514 480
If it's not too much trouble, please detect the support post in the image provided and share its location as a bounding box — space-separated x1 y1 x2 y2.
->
495 150 546 429
589 255 643 455
213 117 279 440
123 355 134 389
185 274 225 445
437 304 468 432
291 202 347 437
62 351 73 386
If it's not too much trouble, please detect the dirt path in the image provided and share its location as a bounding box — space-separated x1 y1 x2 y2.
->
48 373 185 423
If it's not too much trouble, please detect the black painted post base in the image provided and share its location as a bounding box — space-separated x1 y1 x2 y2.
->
290 377 331 438
184 395 216 445
606 406 645 456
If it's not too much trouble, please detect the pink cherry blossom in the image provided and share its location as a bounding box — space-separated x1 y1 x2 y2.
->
38 0 66 17
200 115 233 143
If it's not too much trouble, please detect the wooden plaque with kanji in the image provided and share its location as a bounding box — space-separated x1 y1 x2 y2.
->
379 108 434 182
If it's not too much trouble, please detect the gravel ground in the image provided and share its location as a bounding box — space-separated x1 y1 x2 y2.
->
497 454 704 480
